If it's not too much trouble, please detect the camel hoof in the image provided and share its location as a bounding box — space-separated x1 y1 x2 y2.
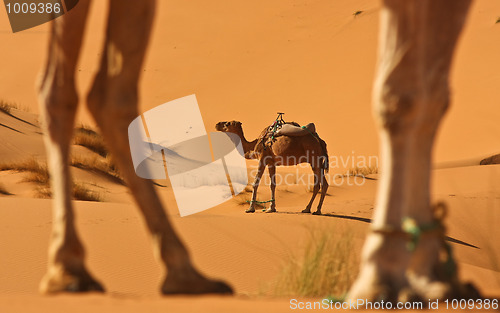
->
312 210 322 215
265 208 276 213
162 276 233 295
245 208 255 213
39 269 105 294
301 209 311 213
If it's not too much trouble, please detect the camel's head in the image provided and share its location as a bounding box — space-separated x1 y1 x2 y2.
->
215 121 242 133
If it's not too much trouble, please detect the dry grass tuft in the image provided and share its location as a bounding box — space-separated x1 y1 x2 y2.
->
0 100 17 115
272 228 358 298
0 158 49 181
35 186 51 199
0 183 12 195
36 182 103 202
0 158 50 188
346 166 378 178
0 157 104 201
72 182 103 202
70 154 124 185
73 126 108 157
22 170 50 185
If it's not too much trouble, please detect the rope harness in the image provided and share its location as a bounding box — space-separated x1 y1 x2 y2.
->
371 202 457 279
246 199 275 204
262 112 286 150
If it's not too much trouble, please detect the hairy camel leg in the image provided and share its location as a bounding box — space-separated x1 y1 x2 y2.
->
38 0 104 294
347 0 471 303
314 168 328 215
265 164 277 213
302 165 321 214
247 159 266 213
86 0 231 295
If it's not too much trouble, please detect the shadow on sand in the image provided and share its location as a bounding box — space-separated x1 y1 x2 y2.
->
276 211 479 249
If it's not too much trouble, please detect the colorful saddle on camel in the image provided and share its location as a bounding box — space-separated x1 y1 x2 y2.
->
274 123 316 137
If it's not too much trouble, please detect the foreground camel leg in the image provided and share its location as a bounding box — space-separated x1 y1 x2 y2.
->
264 164 277 213
38 0 104 293
347 0 474 302
85 0 231 295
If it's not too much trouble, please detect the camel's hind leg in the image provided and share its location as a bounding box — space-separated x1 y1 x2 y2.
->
38 0 104 294
314 168 328 215
264 164 277 213
86 0 231 295
302 165 321 214
347 0 473 303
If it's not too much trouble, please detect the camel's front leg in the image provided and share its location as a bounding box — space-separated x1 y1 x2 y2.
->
347 0 473 303
247 159 266 213
38 0 104 294
264 164 277 213
85 0 231 295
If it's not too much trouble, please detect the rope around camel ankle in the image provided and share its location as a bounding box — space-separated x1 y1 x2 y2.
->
246 199 275 204
401 216 442 252
371 202 457 279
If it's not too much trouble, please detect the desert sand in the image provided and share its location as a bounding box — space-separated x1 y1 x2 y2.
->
0 0 499 312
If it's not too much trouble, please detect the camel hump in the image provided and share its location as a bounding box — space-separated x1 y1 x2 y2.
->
276 123 316 137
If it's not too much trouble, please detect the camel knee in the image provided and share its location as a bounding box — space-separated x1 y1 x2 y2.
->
375 84 449 136
252 181 260 190
322 180 329 192
38 76 78 142
311 184 320 193
86 75 139 128
38 74 78 114
86 73 105 120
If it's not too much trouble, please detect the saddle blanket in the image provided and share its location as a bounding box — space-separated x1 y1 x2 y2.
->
275 123 316 137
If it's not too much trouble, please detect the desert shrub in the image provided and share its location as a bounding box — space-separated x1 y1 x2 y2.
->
0 157 104 201
73 126 108 157
70 154 124 185
0 158 49 181
273 228 358 298
346 166 378 178
0 100 17 115
72 182 103 202
36 182 103 202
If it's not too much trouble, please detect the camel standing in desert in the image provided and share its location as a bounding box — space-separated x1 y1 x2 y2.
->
216 120 329 214
347 0 478 303
37 0 231 294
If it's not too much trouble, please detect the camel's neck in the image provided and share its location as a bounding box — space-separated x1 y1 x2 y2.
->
232 127 257 158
